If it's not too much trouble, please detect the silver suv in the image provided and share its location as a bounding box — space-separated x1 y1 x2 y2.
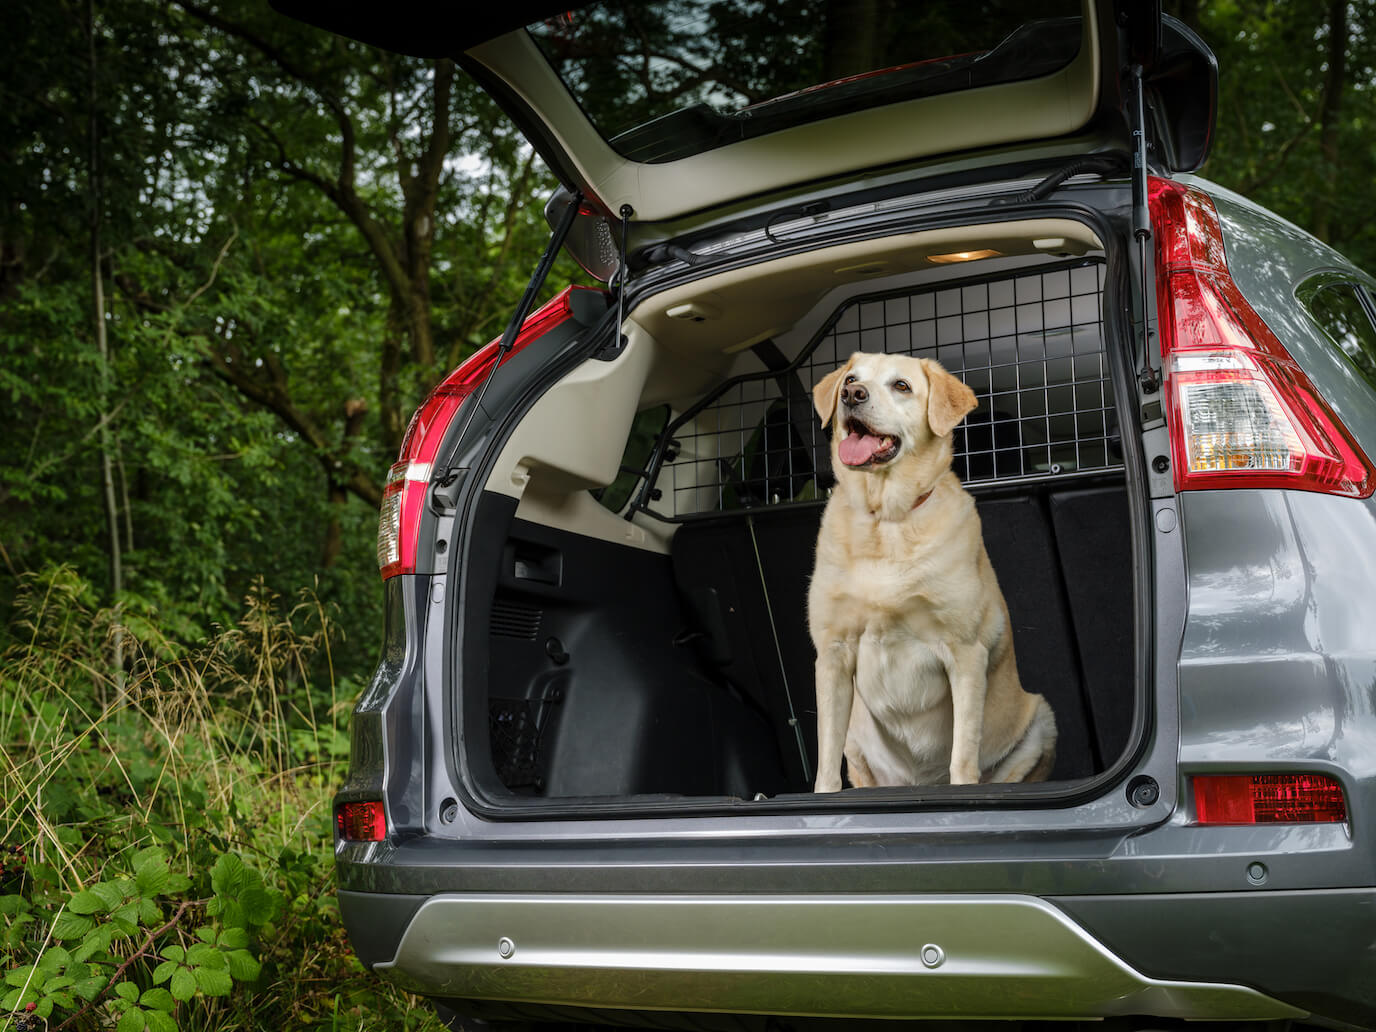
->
276 1 1376 1029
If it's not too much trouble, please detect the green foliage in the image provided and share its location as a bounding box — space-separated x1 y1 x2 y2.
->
0 568 443 1031
1179 0 1376 271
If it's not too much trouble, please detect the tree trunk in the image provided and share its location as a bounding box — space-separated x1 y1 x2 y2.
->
379 302 407 455
322 399 370 568
1312 0 1347 244
88 0 124 695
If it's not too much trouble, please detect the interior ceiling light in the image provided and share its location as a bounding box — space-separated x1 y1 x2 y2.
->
926 249 1003 265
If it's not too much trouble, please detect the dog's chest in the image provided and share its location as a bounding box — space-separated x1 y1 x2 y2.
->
854 627 951 720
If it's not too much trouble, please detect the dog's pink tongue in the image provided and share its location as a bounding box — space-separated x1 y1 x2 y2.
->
838 431 883 466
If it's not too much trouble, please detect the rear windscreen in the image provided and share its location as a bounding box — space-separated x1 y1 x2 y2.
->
527 0 1083 163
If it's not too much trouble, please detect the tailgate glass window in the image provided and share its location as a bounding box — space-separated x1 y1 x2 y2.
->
527 0 1082 164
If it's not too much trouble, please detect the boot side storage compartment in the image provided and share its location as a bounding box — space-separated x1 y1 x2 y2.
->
457 215 1143 811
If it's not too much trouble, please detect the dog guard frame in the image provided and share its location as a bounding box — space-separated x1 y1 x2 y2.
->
625 257 1120 523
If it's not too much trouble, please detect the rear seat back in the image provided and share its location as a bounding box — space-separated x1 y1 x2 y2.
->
671 483 1133 787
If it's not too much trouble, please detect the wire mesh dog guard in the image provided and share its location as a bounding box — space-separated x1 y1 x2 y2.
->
630 259 1120 522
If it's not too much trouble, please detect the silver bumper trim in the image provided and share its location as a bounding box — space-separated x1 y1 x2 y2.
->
376 893 1306 1021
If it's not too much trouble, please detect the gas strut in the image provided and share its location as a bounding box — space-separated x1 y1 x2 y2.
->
1130 64 1160 394
452 189 585 448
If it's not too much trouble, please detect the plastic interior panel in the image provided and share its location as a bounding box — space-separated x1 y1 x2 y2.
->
481 510 790 799
671 485 1122 787
636 259 1119 522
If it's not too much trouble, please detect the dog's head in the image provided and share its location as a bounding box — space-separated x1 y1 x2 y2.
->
813 352 977 476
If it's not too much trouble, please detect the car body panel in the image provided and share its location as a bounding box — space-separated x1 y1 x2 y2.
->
373 892 1305 1022
1202 178 1376 462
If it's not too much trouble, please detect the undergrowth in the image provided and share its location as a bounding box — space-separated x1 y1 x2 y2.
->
0 566 443 1031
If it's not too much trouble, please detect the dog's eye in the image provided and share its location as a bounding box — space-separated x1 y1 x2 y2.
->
843 374 857 385
893 379 911 393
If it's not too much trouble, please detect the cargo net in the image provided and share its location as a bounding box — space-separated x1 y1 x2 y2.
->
638 260 1118 521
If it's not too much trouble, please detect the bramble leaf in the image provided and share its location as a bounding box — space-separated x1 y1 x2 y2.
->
140 986 174 1011
225 948 261 983
68 890 106 915
73 974 107 1000
170 966 196 1002
194 965 232 996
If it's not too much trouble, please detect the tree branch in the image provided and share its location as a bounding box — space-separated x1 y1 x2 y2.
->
173 0 357 187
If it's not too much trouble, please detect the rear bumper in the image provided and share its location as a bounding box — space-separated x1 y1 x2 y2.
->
345 888 1369 1025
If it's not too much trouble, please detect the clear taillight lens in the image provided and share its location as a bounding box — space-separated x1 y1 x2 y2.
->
1150 178 1373 498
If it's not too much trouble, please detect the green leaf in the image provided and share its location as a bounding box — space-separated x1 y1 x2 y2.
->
170 966 196 1002
138 898 160 925
4 965 35 988
70 935 102 961
165 873 191 893
35 994 59 1016
73 974 107 1000
193 965 232 997
92 881 126 911
111 899 142 928
1 987 23 1010
115 980 140 1002
117 1005 146 1032
68 890 106 915
225 949 261 983
0 896 23 916
140 986 174 1011
240 884 276 927
159 944 185 963
217 927 249 949
134 850 170 897
146 1010 178 1032
152 961 177 985
194 925 217 945
210 854 246 898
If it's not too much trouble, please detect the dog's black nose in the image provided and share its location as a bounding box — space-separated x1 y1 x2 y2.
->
840 382 868 406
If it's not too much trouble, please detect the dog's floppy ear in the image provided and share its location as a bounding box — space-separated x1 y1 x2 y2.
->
922 358 978 437
812 356 855 429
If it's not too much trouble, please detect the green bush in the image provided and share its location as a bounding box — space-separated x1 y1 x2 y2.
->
0 567 442 1031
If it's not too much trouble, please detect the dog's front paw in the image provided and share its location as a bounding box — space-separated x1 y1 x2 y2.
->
949 762 981 785
813 773 843 793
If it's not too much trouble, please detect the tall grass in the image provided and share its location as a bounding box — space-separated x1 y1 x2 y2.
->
0 566 442 1031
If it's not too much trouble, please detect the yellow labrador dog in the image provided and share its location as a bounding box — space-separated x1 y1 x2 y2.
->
809 352 1056 791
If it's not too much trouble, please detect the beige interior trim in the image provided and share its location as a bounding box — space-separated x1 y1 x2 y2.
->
637 218 1104 362
467 1 1101 222
485 322 674 553
486 218 1103 549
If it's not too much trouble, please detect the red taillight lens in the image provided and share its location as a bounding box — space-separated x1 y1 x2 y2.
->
377 286 600 579
1149 178 1373 498
335 800 387 841
1192 773 1348 825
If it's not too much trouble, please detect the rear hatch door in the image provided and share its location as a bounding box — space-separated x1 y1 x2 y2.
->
272 0 1216 222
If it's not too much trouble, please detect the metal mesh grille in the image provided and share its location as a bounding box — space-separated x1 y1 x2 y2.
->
643 259 1119 521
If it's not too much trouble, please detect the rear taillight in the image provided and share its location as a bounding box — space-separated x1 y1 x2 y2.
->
377 286 597 579
1150 178 1373 497
335 800 387 841
1192 773 1348 825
